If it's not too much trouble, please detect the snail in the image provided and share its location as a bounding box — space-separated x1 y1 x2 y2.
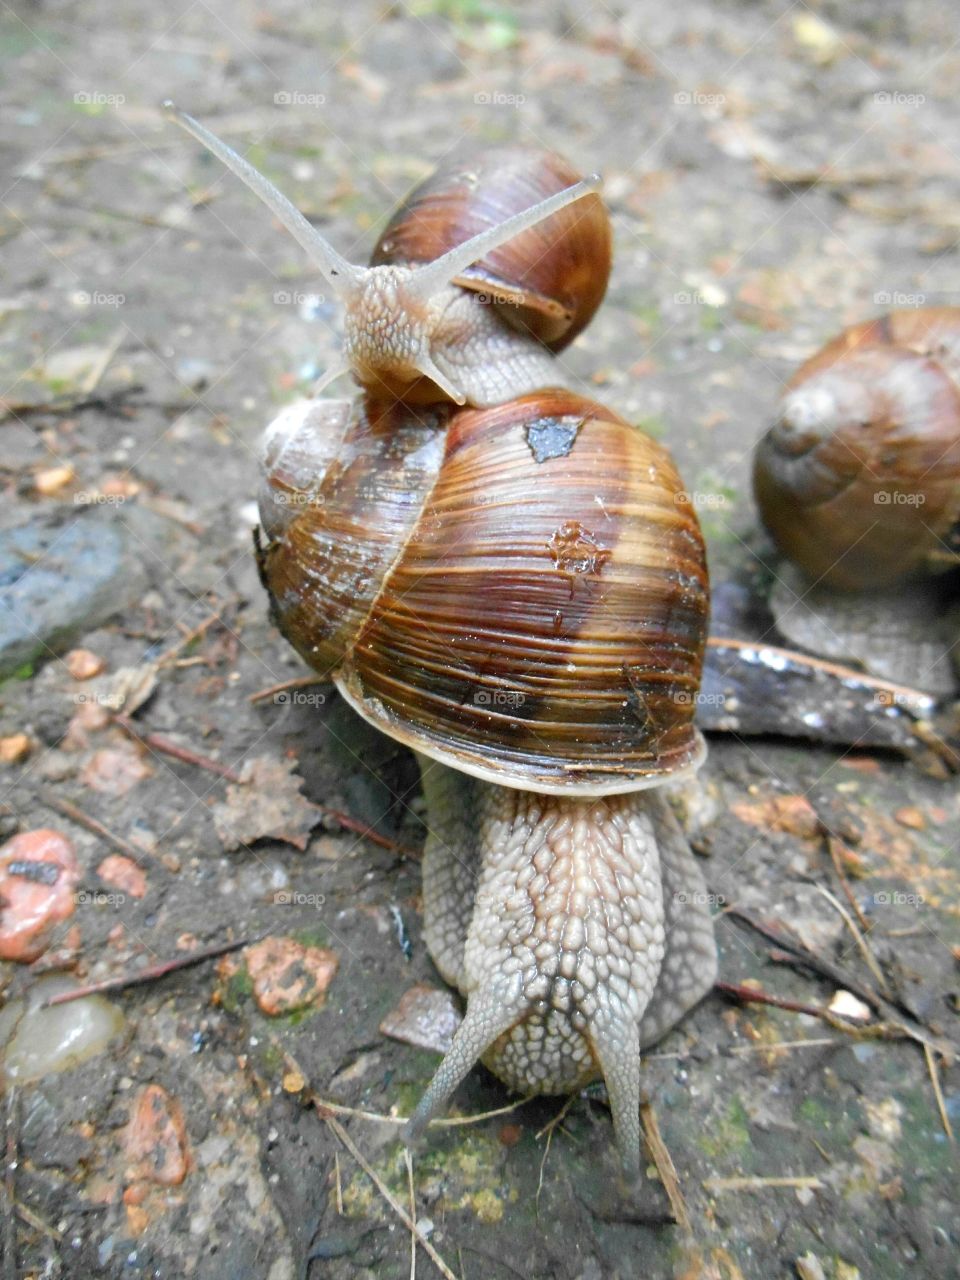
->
163 105 610 408
754 307 960 591
257 391 716 1176
752 308 960 694
165 108 718 1177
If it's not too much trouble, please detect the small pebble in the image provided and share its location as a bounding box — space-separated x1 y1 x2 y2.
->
0 829 79 962
242 936 339 1015
65 648 105 680
35 465 75 496
0 733 31 764
0 974 124 1082
828 989 872 1022
123 1084 189 1186
893 806 925 831
379 983 462 1054
97 855 147 899
80 746 152 796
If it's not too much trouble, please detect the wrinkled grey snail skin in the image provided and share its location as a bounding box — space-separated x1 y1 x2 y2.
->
408 761 717 1176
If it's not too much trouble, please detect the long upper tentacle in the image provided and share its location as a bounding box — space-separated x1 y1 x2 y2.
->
162 102 361 295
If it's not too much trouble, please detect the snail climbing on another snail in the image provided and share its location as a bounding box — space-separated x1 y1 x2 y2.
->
166 107 718 1176
163 104 609 408
752 308 960 696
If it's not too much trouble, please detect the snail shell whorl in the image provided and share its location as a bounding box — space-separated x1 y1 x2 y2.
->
259 389 708 793
370 146 612 351
257 396 451 675
754 308 960 589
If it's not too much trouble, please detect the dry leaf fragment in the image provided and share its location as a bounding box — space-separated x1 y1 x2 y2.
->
213 755 319 851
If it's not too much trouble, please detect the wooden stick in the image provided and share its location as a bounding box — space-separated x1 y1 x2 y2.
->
720 915 955 1055
727 909 904 1022
156 609 229 668
715 980 846 1021
924 1043 955 1142
704 637 936 704
272 1087 529 1129
826 836 871 931
728 1037 840 1055
306 802 420 860
2 1090 18 1280
640 1101 689 1230
704 1175 823 1194
535 1095 576 1216
249 674 328 704
813 883 890 997
79 327 124 396
40 935 255 1007
404 1147 416 1280
112 714 243 781
35 788 150 866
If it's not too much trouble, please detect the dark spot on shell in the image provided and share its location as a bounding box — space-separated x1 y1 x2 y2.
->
524 415 585 463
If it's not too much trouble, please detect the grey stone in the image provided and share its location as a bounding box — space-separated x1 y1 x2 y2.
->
0 509 146 677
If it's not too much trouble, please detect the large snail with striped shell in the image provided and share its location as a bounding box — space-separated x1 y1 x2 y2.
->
165 106 717 1177
753 308 960 695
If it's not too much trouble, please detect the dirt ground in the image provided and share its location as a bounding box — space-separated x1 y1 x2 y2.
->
1 2 958 1277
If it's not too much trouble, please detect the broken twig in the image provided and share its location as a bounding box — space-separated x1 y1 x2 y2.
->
35 788 149 866
640 1101 690 1230
40 935 255 1008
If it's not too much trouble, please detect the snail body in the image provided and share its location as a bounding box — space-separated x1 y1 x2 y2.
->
168 107 717 1175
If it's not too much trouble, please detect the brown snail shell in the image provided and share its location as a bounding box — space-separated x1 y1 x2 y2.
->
753 308 960 590
370 146 612 353
258 388 708 794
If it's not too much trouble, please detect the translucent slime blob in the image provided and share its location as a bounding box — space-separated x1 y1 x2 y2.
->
0 974 124 1082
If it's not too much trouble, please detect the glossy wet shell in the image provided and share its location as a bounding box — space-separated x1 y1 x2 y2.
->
257 396 452 674
260 390 709 794
370 146 611 351
753 309 960 589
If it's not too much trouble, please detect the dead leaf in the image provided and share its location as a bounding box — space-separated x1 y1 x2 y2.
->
212 755 319 851
103 664 159 715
